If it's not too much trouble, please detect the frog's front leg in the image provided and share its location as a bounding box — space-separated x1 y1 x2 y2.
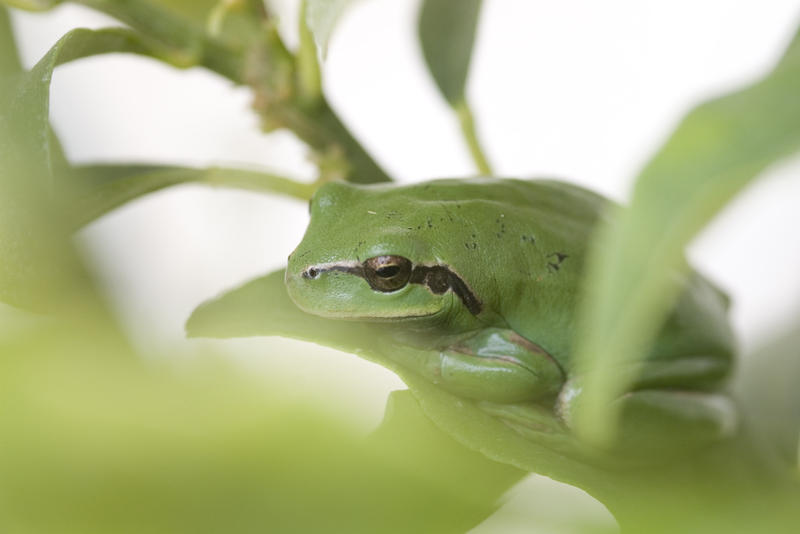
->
389 328 565 404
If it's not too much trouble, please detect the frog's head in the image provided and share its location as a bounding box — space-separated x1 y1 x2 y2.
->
285 181 482 321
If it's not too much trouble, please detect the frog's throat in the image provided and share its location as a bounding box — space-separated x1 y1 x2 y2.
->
304 261 482 315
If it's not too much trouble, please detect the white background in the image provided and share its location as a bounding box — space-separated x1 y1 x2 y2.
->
9 1 800 532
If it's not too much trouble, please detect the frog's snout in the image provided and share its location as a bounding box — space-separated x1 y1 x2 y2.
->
284 266 304 304
285 246 305 282
287 245 299 263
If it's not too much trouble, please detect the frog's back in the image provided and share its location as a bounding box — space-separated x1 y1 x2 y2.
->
389 178 732 377
382 178 609 364
399 178 609 225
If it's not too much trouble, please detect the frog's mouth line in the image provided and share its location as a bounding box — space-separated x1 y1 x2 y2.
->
302 260 482 316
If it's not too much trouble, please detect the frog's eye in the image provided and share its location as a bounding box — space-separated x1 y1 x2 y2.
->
363 255 412 292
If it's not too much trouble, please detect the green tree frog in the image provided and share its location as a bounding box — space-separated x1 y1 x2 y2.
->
285 178 737 448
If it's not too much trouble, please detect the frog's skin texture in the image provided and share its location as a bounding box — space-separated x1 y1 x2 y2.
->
286 178 737 449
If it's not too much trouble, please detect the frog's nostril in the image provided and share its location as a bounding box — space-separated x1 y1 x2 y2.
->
303 267 320 279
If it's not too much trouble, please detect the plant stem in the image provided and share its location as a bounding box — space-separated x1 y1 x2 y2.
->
296 0 322 107
70 165 315 228
74 0 243 80
204 166 315 198
283 99 392 184
455 98 492 175
69 0 391 184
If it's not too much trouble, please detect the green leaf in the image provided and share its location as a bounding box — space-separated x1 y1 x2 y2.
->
0 0 62 11
186 270 616 497
0 314 518 534
154 0 264 48
1 26 177 185
735 324 800 468
186 270 377 356
66 164 315 228
0 5 21 75
0 23 186 310
418 0 482 106
305 0 357 58
147 0 263 34
572 24 800 442
418 0 491 174
153 0 219 22
59 0 244 79
3 0 246 78
370 389 527 529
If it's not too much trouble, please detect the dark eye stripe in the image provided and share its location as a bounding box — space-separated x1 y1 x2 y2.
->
408 265 482 315
303 260 482 315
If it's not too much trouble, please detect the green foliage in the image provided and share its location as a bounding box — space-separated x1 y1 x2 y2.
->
0 315 521 533
1 0 61 10
2 1 800 532
735 321 800 467
0 19 295 310
187 271 800 531
154 0 227 23
0 21 158 310
0 6 20 72
67 164 317 227
418 0 491 173
418 0 482 106
187 271 616 495
296 0 322 105
304 0 357 58
572 25 800 444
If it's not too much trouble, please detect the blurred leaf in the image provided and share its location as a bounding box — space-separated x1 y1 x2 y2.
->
2 0 249 78
370 389 527 530
0 24 186 189
66 164 315 227
0 21 203 310
0 0 62 10
154 0 265 48
0 317 516 533
56 0 244 79
305 0 357 58
153 0 219 22
149 0 264 31
418 0 482 106
735 322 800 469
190 273 800 530
187 270 616 497
573 23 800 442
0 4 21 74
